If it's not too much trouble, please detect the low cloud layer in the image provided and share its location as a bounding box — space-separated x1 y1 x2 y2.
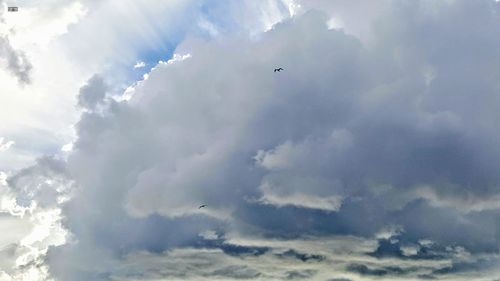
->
3 0 500 280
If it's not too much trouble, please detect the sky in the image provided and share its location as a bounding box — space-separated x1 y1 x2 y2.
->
1 0 500 280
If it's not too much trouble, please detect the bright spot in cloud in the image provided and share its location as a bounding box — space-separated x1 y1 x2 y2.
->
133 61 146 69
60 143 73 152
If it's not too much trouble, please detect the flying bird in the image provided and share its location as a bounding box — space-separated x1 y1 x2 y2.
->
274 67 284 72
198 204 207 209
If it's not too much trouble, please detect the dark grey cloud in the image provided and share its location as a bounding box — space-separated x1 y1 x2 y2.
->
3 0 500 280
346 264 391 276
276 249 325 262
7 156 72 208
368 237 446 260
0 2 32 84
77 75 108 110
346 263 424 277
47 1 500 278
433 258 499 275
218 243 269 257
285 269 317 279
209 265 262 279
0 36 32 85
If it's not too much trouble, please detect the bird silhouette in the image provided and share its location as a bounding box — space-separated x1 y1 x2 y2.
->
198 204 207 209
274 67 284 72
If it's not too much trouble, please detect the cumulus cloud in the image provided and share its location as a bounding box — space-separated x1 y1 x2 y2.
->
4 0 500 280
42 1 500 279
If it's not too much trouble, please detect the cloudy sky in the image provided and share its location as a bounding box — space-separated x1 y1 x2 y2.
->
2 0 500 280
